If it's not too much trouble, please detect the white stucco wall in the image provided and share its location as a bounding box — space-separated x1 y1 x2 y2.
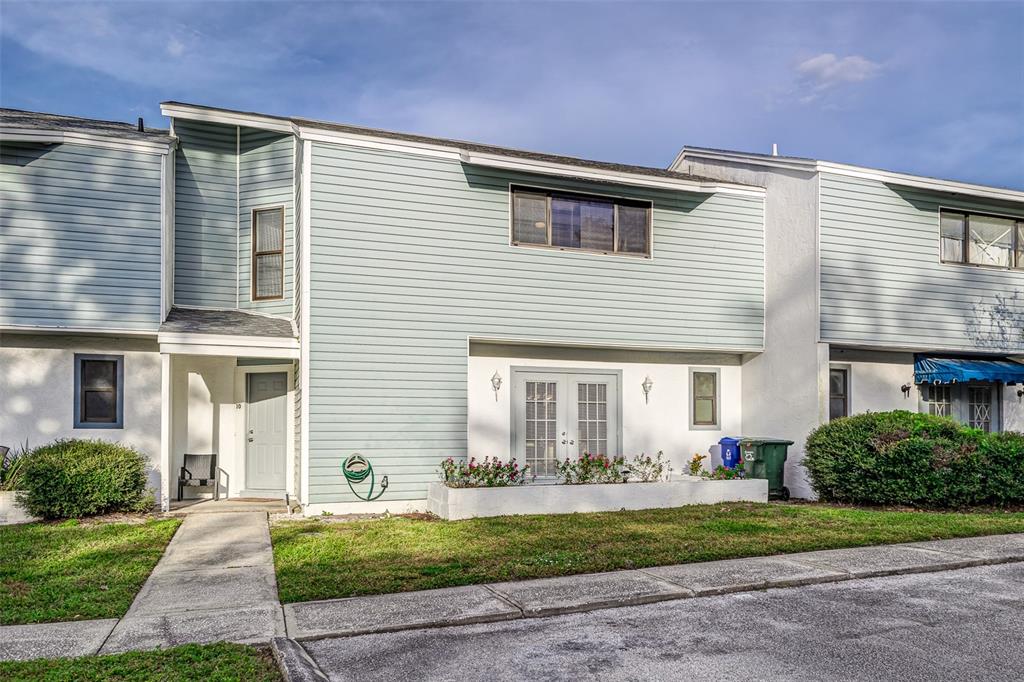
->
684 159 824 499
0 333 163 500
170 357 296 500
829 349 918 415
468 349 743 475
1003 384 1024 432
170 356 238 499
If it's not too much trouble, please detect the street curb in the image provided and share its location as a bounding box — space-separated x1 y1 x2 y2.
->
270 637 330 682
285 537 1024 642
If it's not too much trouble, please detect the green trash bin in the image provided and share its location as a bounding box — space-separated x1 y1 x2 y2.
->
740 438 794 500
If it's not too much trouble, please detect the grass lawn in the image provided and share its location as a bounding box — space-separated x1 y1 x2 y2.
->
271 502 1024 604
0 518 180 625
0 642 280 682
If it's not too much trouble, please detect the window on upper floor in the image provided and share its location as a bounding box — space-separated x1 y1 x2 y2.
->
74 354 124 429
252 207 285 300
511 186 652 257
940 209 1024 270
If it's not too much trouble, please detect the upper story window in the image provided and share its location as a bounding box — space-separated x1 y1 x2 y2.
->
252 207 285 300
940 209 1024 270
511 186 651 257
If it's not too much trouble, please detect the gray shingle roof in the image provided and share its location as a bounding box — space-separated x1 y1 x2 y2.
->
161 307 295 338
162 101 751 187
0 108 171 143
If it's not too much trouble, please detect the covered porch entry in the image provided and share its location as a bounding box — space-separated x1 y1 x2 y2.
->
157 308 300 510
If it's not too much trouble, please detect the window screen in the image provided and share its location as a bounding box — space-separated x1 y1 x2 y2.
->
253 207 284 300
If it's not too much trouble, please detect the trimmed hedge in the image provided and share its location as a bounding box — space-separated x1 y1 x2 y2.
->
17 439 152 519
804 411 1024 507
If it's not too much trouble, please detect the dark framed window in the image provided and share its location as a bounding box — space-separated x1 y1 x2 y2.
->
940 209 1023 270
511 186 652 257
829 368 849 421
74 354 124 428
690 368 720 429
252 207 285 300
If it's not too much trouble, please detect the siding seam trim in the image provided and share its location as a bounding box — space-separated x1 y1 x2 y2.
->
236 125 241 309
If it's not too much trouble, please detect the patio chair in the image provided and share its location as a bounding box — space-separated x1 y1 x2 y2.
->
178 453 219 501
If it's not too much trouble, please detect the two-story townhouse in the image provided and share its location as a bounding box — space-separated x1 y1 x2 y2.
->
2 104 768 514
676 147 1024 497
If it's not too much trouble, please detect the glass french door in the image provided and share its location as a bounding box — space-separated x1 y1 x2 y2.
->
513 370 620 477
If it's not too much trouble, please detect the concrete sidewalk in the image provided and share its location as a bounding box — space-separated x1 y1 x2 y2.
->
1 510 285 661
2 532 1022 662
281 533 1024 640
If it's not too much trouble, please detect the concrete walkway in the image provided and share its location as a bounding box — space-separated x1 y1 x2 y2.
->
0 510 284 661
2 532 1022 662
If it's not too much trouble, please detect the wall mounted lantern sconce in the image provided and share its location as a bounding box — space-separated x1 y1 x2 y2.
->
900 383 912 398
641 375 654 404
491 371 503 401
1017 388 1023 401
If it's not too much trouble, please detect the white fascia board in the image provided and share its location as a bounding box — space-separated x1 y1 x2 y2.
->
826 338 1024 356
157 331 299 348
160 103 296 135
460 152 763 197
299 125 762 197
673 148 816 173
815 162 1024 204
0 127 172 155
159 342 301 359
298 126 464 161
677 148 1024 204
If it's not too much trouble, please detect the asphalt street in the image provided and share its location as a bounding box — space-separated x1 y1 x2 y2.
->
304 562 1024 682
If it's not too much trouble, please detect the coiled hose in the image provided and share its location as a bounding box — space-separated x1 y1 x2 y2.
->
342 454 389 501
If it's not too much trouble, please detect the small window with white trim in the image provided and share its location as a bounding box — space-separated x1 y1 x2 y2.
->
252 207 285 300
511 186 652 257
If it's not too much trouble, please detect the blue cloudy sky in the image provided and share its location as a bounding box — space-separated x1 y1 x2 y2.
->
2 1 1022 188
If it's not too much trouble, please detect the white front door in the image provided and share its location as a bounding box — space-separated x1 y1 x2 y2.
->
512 369 621 476
246 371 288 491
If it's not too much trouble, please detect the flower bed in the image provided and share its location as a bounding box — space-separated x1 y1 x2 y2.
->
427 476 767 520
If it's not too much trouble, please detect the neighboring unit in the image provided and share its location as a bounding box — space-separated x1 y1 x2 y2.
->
2 104 1021 512
677 147 1024 497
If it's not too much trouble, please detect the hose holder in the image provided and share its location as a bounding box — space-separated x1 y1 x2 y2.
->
342 454 389 502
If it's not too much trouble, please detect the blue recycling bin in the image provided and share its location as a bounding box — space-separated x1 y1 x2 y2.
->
719 437 741 469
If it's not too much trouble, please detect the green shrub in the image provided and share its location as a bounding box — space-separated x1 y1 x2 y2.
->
17 439 152 519
804 410 1023 508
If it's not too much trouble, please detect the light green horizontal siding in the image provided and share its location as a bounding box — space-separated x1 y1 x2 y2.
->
238 129 294 316
819 173 1024 352
0 141 162 331
307 142 764 503
173 121 295 315
173 120 237 308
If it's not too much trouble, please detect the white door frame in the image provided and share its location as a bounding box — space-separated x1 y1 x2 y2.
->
233 363 296 498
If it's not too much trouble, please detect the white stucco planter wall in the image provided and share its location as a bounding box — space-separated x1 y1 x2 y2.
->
0 491 39 525
427 477 768 521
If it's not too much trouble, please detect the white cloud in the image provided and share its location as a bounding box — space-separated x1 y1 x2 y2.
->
166 36 185 58
797 53 882 92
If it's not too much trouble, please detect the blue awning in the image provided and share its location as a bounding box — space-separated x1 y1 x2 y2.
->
914 355 1024 385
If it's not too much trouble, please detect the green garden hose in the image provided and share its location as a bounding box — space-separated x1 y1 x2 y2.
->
342 454 389 501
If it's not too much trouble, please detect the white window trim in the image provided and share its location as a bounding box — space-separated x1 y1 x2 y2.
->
688 367 721 431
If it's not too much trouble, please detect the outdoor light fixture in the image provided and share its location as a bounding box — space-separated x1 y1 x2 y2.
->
491 371 503 401
641 375 654 404
900 383 912 398
1017 388 1023 400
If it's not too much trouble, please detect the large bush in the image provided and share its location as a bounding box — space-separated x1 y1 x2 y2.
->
17 439 152 519
804 411 1024 507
